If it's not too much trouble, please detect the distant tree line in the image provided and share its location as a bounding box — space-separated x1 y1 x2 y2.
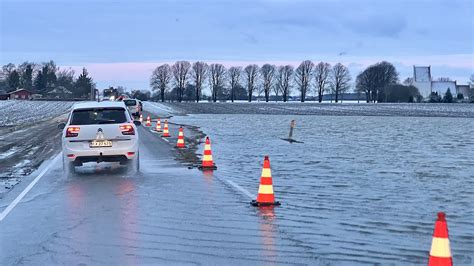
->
150 60 353 103
150 60 427 103
0 61 95 99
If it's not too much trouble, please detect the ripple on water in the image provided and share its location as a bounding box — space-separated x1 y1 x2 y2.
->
174 114 474 264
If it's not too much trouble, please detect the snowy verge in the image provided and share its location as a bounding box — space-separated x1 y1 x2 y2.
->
0 100 74 127
157 102 474 118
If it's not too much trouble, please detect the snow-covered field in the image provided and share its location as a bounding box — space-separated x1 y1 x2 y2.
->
163 102 474 118
0 100 74 127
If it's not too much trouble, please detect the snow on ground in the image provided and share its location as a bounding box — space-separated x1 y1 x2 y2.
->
0 100 71 197
143 101 175 116
161 102 474 118
0 100 74 127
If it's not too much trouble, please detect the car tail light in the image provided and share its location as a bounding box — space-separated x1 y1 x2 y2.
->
66 127 80 137
120 124 135 135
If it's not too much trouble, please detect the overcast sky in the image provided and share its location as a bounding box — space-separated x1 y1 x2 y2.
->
1 0 473 90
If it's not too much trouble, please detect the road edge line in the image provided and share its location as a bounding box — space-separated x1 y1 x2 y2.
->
0 153 61 222
222 179 255 199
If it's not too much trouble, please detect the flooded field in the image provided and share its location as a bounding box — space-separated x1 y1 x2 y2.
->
174 114 474 264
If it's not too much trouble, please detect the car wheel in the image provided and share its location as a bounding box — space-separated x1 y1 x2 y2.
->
63 155 75 176
135 152 140 172
127 152 140 173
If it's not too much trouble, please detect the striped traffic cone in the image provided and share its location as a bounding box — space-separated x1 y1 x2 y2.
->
162 120 170 137
251 156 281 207
198 136 217 170
145 115 151 127
139 114 143 123
176 127 185 148
155 118 162 132
428 212 452 266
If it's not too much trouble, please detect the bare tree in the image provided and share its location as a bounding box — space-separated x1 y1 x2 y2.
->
150 64 172 102
277 65 294 102
171 61 191 102
356 61 398 102
228 66 242 102
244 64 259 102
260 64 276 102
295 60 314 102
209 64 226 102
314 62 331 103
330 63 351 103
403 77 414 85
191 61 208 102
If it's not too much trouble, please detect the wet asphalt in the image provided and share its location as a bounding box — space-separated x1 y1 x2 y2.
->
0 112 310 265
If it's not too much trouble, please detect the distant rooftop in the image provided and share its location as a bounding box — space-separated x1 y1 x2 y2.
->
413 66 431 82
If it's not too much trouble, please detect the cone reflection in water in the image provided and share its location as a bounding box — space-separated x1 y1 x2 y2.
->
258 206 276 260
429 212 452 266
251 155 280 207
199 136 217 170
162 120 170 137
155 118 162 132
176 127 185 148
202 169 214 184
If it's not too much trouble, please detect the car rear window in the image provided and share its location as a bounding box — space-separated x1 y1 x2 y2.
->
70 108 127 125
123 99 137 106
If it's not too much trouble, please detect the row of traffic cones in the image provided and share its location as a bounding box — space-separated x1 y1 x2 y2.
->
144 115 183 148
146 115 216 169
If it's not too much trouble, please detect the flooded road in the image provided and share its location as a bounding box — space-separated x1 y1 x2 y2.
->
0 118 312 265
174 114 474 264
2 103 473 265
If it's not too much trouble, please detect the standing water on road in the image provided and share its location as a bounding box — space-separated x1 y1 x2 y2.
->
174 114 474 264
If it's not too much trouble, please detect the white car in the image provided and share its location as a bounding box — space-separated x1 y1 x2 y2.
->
59 101 140 172
123 98 141 118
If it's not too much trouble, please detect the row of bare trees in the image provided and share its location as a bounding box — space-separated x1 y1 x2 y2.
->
150 60 351 102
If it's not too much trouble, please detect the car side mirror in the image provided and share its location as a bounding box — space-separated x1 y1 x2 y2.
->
58 123 66 130
133 121 141 126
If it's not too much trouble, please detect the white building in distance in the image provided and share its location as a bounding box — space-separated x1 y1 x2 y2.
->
411 66 458 99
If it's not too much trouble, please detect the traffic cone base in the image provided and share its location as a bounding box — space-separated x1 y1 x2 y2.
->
198 164 217 170
250 200 281 207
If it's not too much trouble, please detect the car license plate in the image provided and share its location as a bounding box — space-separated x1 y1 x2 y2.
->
89 140 112 148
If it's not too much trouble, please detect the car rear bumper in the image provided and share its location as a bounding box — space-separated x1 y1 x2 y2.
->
63 140 138 163
72 155 129 166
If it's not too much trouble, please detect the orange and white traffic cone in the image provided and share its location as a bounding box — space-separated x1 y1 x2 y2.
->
155 118 162 132
162 120 170 137
428 212 452 266
251 155 281 207
139 114 143 123
176 127 185 148
145 115 151 127
198 136 217 170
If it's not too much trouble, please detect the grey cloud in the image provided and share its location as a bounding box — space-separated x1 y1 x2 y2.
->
344 15 407 38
